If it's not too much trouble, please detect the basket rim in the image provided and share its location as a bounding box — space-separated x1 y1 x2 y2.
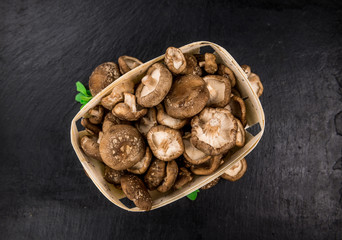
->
70 41 265 212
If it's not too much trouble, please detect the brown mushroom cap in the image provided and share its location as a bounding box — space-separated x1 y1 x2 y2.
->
201 177 220 190
118 56 143 74
120 174 152 211
203 75 231 107
157 160 179 193
135 107 158 137
203 53 218 74
221 158 247 182
174 167 193 190
127 147 152 175
191 107 238 156
156 104 188 130
241 65 251 78
190 155 222 175
248 73 264 97
81 118 101 135
217 64 236 87
164 47 187 74
147 125 184 161
136 63 173 108
104 165 125 186
164 74 209 119
235 119 246 147
102 112 122 133
99 124 145 170
80 135 102 161
101 81 135 110
89 62 121 96
88 105 105 124
181 54 198 75
112 93 147 121
144 159 166 190
225 95 247 127
183 137 211 165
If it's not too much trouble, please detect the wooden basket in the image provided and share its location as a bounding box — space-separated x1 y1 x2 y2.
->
70 41 265 212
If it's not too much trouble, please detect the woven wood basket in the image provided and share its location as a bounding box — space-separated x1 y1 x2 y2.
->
70 41 265 212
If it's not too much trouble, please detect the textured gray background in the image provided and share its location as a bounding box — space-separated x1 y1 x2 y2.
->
1 0 341 239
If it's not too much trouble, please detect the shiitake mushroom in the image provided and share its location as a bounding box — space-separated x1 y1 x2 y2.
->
121 174 152 211
99 124 145 170
221 158 247 182
89 62 121 96
164 74 209 119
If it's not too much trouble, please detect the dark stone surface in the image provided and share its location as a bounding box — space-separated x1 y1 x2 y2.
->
1 0 341 239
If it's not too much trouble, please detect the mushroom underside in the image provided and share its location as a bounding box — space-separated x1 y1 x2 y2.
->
221 158 247 182
191 108 237 155
183 138 210 165
150 131 183 160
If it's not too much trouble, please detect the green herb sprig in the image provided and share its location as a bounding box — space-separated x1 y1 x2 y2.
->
75 81 93 109
187 190 200 201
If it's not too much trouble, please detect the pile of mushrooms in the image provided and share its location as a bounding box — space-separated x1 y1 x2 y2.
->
79 48 263 211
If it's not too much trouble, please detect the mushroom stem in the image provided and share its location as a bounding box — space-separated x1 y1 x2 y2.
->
206 84 218 99
141 75 157 90
112 93 147 121
101 81 135 110
88 105 104 125
123 93 137 113
135 107 157 137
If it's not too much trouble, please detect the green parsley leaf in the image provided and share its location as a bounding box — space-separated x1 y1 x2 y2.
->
76 81 87 96
79 98 88 105
75 93 92 104
187 190 200 201
75 82 93 108
75 93 84 102
80 95 92 102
